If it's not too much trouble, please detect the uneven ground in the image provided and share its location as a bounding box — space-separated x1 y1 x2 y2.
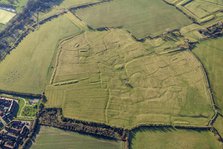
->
45 29 213 128
131 128 222 149
0 9 16 24
0 15 81 94
74 0 192 39
193 38 223 114
32 126 124 149
176 0 223 23
0 0 223 148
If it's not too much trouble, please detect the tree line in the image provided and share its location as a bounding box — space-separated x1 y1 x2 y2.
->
0 0 63 61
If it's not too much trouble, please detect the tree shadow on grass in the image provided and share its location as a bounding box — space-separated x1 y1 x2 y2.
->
128 125 209 149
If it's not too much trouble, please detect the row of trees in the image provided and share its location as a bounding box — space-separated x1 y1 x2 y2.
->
0 0 63 60
38 108 128 141
0 2 16 9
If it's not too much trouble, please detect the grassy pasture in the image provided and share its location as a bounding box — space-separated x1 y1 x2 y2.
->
193 38 223 114
0 15 81 94
46 29 213 128
60 0 100 8
32 126 124 149
38 0 100 21
74 0 192 39
0 9 16 24
214 115 223 138
131 128 222 149
46 82 108 123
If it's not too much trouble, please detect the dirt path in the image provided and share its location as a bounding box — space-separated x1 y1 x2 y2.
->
64 11 89 30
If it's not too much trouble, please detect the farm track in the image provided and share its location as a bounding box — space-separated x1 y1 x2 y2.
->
37 0 113 31
105 89 111 123
64 11 89 30
18 98 26 117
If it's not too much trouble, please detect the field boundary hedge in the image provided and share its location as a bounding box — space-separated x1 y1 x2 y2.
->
36 107 223 149
0 89 42 99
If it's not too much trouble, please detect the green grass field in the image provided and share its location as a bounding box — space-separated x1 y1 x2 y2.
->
0 0 29 12
17 98 26 116
38 0 100 21
32 126 124 149
131 128 222 149
74 0 192 39
0 15 81 94
193 38 223 114
214 115 223 138
175 0 223 23
45 29 213 128
60 0 100 8
16 98 40 120
0 9 16 24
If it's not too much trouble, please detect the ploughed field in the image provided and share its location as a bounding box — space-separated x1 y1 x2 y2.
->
45 29 213 128
131 128 222 149
74 0 192 39
32 126 124 149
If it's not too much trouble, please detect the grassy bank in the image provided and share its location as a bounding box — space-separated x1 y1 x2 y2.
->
193 38 223 114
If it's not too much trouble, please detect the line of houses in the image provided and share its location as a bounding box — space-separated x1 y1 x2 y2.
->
0 97 35 148
0 121 32 149
0 97 19 128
